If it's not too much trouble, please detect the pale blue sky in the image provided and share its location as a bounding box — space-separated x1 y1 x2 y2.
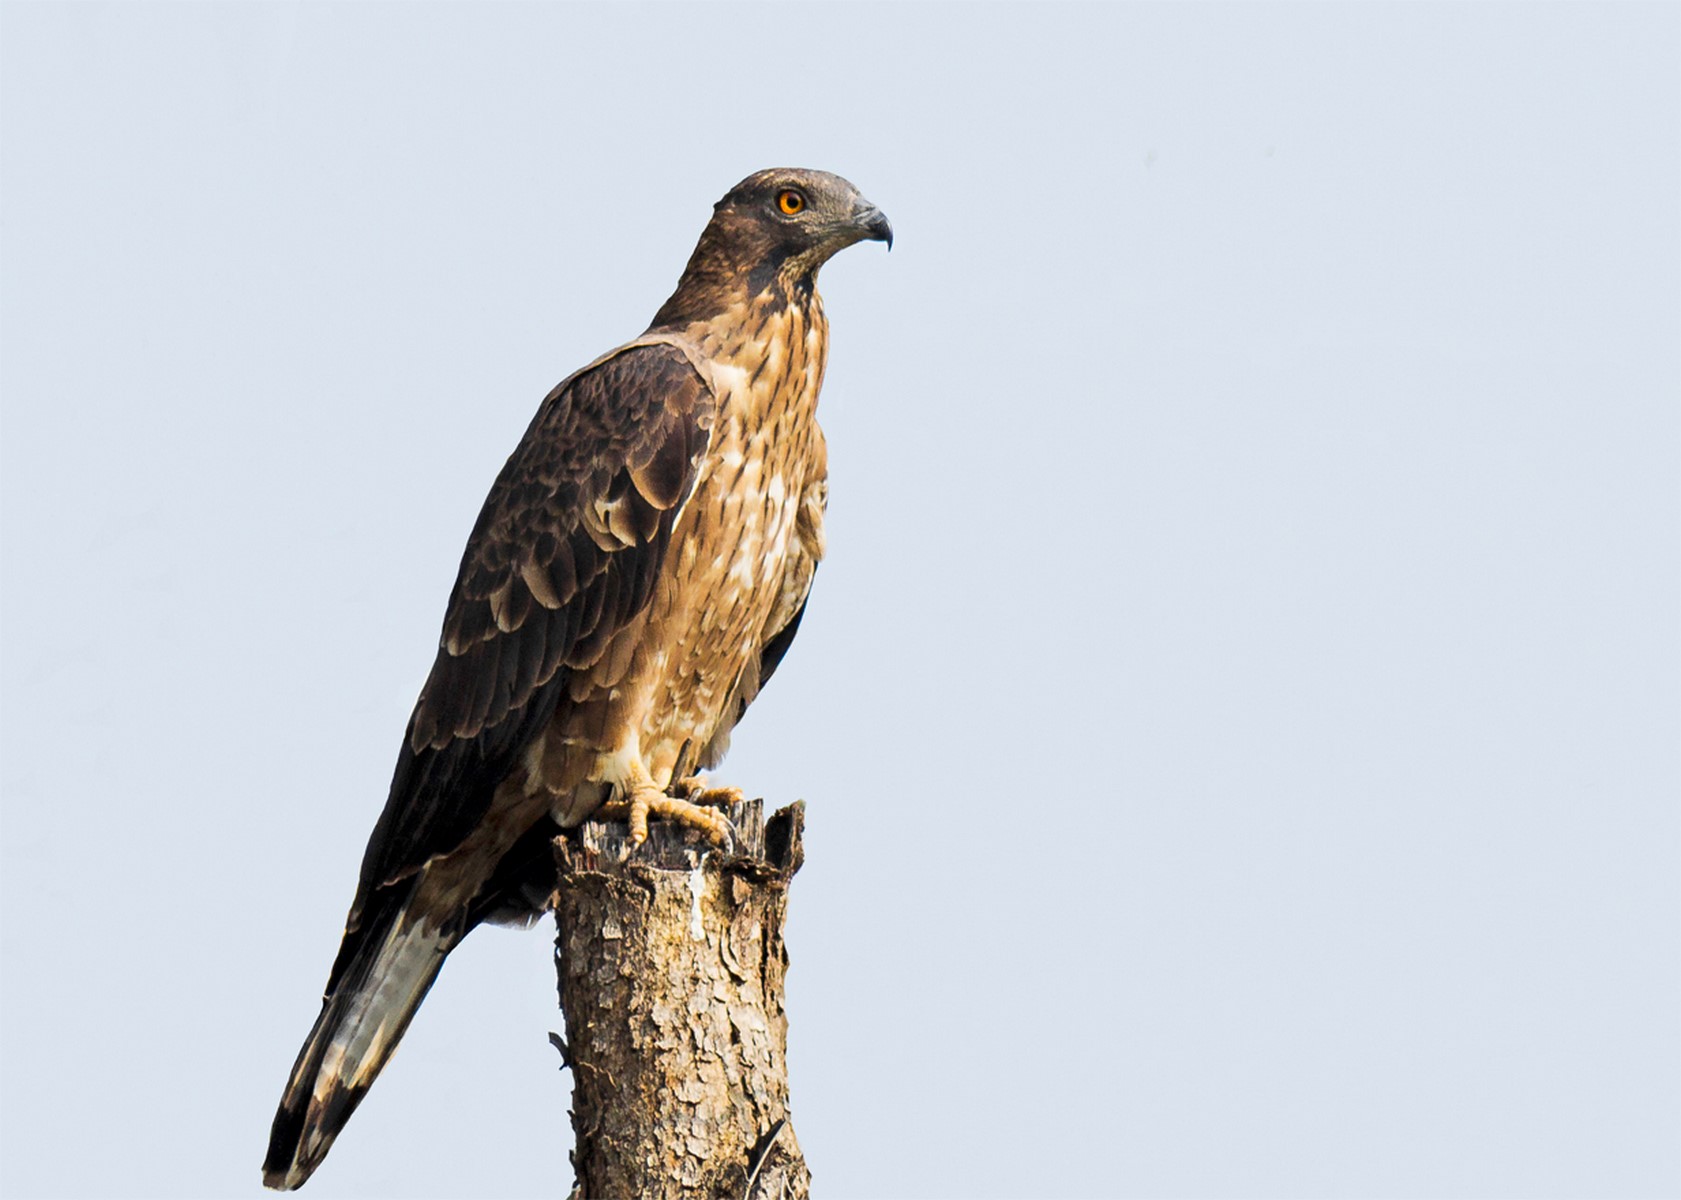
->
2 4 1677 1197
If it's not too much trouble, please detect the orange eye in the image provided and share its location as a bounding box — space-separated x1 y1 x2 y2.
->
776 189 806 216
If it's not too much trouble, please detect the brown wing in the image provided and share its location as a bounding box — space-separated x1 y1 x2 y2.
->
334 343 714 974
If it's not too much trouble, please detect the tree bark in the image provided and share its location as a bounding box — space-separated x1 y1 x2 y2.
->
552 798 809 1200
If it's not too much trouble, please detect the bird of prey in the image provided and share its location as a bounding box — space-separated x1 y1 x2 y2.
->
263 168 890 1190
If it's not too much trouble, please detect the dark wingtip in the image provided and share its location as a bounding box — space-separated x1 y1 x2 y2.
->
263 1075 370 1191
263 1081 310 1189
263 1091 321 1191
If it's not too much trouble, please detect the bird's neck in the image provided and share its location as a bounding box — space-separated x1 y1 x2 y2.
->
649 226 818 331
687 286 827 379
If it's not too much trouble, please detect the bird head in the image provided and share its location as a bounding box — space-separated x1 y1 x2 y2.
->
653 168 891 327
715 167 893 261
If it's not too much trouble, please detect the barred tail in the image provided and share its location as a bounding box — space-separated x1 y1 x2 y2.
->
262 914 449 1190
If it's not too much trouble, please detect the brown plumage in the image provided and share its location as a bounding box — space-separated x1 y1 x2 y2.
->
263 169 890 1190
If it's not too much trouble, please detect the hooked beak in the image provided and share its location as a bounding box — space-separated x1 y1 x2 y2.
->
856 205 893 251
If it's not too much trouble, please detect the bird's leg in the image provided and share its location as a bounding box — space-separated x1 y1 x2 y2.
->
597 757 733 849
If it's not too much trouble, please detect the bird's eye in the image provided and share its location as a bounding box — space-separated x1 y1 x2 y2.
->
776 189 806 216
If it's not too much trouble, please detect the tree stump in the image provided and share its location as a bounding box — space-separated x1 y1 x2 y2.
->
552 798 809 1200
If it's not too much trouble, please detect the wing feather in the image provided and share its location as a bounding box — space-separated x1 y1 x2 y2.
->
339 343 715 956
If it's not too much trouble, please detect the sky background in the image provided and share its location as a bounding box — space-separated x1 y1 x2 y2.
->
2 3 1677 1198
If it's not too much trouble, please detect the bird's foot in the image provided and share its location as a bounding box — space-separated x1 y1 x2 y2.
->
602 781 735 850
676 774 745 811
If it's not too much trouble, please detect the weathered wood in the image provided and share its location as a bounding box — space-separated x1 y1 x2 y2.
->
553 799 809 1200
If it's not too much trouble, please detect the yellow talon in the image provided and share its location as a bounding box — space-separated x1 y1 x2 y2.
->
677 775 745 810
602 780 735 849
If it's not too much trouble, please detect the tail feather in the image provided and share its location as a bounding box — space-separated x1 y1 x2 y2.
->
263 915 450 1190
